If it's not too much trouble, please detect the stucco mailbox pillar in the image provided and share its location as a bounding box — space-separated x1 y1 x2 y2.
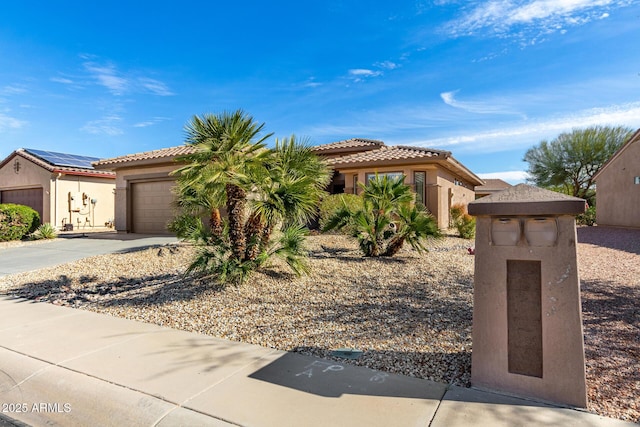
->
467 184 587 408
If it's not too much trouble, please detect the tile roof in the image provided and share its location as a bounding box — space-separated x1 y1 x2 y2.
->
93 145 197 167
475 178 512 192
327 145 451 166
311 138 385 152
0 149 115 178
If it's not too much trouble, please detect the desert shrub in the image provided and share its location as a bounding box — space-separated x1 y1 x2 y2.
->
454 213 476 239
0 204 41 242
576 206 596 226
30 223 57 240
449 203 466 227
318 194 363 233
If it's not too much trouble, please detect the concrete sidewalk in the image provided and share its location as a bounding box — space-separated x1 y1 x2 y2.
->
0 233 178 277
0 296 633 427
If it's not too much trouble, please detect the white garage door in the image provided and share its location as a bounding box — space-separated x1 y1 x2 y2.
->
131 180 176 234
1 188 44 220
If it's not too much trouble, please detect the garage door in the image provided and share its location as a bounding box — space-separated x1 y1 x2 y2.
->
0 188 44 220
131 180 176 234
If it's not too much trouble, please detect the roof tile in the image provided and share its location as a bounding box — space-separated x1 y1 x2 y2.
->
93 145 197 167
327 145 450 165
311 138 385 152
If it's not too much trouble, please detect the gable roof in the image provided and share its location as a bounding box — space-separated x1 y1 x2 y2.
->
475 178 512 193
593 128 640 180
311 138 385 156
93 145 197 169
327 145 450 166
323 144 484 186
0 148 115 178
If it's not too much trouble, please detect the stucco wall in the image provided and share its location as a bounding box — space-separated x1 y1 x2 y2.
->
596 140 640 228
0 156 53 223
111 163 180 232
436 168 477 228
333 163 477 229
53 176 115 230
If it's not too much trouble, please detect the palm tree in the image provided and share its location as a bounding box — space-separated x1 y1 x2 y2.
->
172 114 330 286
323 174 440 257
249 135 330 259
174 110 272 261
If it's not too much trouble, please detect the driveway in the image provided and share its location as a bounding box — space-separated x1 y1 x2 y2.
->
0 232 178 277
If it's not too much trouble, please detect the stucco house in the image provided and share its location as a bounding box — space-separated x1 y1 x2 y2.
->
94 137 483 234
312 138 484 229
474 178 512 199
593 128 640 228
93 146 195 234
0 148 115 230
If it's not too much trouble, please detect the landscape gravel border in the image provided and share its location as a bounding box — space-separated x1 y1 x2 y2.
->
0 226 637 422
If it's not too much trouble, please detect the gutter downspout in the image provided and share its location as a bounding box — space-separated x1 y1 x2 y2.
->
54 172 62 230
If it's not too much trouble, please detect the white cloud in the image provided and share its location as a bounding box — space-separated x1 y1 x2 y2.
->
138 78 174 96
1 85 28 95
349 69 383 77
375 61 399 70
416 101 640 152
0 113 27 131
81 115 123 136
440 90 524 116
478 170 529 184
50 76 74 85
444 0 632 42
83 62 128 95
82 60 174 97
133 117 171 128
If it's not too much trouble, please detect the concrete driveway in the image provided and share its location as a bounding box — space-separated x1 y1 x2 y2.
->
0 232 178 277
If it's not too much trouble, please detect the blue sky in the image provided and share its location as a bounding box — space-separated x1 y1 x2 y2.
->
1 1 639 183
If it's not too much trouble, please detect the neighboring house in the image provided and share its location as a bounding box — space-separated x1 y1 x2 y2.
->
593 128 640 228
0 148 116 230
312 138 484 229
474 178 512 199
93 146 195 234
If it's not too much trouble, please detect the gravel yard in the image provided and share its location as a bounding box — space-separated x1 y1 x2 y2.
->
0 226 638 422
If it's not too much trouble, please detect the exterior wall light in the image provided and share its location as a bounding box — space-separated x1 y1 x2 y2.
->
491 218 520 246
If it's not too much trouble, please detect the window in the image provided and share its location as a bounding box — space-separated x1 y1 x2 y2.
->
414 171 425 206
353 175 358 194
365 172 404 184
635 176 640 185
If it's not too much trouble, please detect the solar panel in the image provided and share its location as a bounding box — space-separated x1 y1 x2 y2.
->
24 148 101 169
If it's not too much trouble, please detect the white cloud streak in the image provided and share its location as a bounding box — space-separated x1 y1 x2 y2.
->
478 170 529 183
0 113 27 132
440 90 524 116
81 115 123 136
82 60 174 96
416 101 640 152
444 0 632 42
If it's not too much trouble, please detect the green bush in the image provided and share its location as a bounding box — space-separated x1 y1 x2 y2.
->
30 223 57 240
576 206 596 226
454 213 476 239
0 204 41 242
449 203 465 227
318 194 363 233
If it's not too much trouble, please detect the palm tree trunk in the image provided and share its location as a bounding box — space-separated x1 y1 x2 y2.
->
244 211 263 261
226 183 247 261
209 208 223 237
382 236 405 256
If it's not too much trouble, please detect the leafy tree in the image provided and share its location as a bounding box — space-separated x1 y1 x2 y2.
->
524 125 632 203
322 174 440 257
171 111 330 285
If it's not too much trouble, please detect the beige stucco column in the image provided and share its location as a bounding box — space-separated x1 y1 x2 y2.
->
468 184 587 408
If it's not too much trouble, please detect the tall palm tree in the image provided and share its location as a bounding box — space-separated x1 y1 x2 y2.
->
246 135 330 260
174 110 272 261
